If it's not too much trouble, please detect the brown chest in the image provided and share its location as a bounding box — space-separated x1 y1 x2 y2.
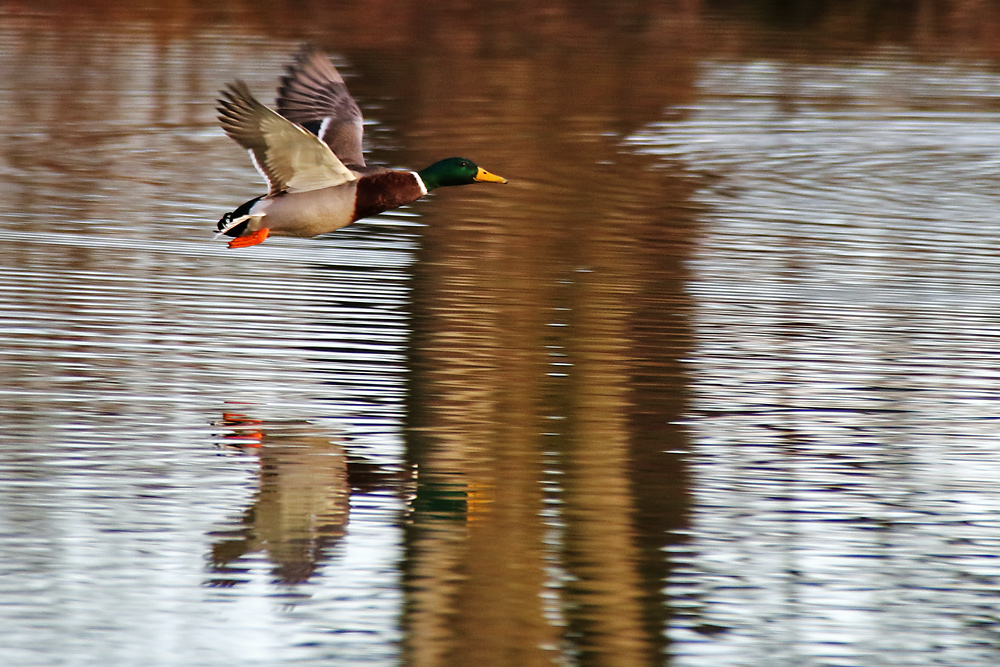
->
352 171 426 222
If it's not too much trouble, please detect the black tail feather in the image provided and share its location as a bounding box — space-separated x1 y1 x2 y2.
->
218 196 264 237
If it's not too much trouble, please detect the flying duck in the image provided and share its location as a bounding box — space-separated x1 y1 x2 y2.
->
216 46 507 249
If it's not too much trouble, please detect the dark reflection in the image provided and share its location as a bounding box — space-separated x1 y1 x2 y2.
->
208 411 410 586
399 9 702 657
403 159 698 665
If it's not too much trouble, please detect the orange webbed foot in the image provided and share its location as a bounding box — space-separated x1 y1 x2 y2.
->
227 228 270 249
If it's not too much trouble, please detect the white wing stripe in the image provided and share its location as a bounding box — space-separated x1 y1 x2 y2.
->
318 116 332 142
248 149 275 192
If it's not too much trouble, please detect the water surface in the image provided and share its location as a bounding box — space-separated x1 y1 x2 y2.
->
4 4 1000 666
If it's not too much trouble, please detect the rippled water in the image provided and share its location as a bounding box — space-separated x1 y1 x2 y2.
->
6 5 1000 667
1 206 414 663
632 60 1000 665
0 25 415 665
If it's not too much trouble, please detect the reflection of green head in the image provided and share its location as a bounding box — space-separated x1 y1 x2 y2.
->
418 157 508 191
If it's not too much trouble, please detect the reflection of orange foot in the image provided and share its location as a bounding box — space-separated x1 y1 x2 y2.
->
221 431 263 447
221 412 263 426
219 412 264 448
228 228 269 249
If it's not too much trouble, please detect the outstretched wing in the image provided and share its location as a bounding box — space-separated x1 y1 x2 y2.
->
217 81 357 195
276 45 367 169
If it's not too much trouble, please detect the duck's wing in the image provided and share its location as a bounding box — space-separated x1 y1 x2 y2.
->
276 45 367 169
218 81 357 195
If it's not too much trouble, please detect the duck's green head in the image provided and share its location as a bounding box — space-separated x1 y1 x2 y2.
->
418 157 508 191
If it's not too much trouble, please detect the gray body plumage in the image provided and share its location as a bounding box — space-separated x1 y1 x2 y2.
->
244 180 360 237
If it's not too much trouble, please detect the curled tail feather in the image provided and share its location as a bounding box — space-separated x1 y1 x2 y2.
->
215 195 265 240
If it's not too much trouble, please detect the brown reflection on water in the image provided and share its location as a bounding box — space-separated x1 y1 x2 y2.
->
207 414 412 587
208 415 351 585
14 0 1000 64
400 15 701 657
207 414 410 587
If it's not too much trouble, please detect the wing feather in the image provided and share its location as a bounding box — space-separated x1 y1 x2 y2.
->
217 80 356 195
276 45 367 169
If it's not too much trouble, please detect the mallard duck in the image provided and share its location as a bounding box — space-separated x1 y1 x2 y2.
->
216 45 507 249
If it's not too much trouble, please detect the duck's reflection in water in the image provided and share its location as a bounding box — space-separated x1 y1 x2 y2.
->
208 412 410 585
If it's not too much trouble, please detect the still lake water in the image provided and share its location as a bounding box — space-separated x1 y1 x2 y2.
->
4 5 1000 666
